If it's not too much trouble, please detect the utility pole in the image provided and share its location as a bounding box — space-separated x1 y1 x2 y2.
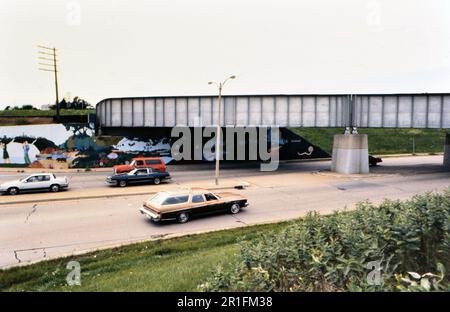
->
38 45 60 120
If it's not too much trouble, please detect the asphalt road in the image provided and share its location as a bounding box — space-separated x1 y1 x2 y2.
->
0 155 444 190
0 160 331 190
0 155 449 268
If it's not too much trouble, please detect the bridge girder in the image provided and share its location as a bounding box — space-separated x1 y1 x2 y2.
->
96 93 450 131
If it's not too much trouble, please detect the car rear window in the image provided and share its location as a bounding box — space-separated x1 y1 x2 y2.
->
148 193 168 205
162 195 189 205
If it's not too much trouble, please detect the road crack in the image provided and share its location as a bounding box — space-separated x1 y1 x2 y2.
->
150 233 171 239
13 250 22 263
12 247 47 264
24 204 38 223
232 215 248 225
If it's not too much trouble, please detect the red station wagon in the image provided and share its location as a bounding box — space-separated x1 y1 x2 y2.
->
113 157 166 174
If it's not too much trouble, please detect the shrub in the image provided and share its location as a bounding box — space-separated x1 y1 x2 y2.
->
200 189 450 292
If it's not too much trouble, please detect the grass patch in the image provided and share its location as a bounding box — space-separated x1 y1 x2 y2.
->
0 109 95 117
0 164 28 168
291 128 448 155
0 221 290 291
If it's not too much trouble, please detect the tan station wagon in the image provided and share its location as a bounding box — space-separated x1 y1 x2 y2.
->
139 188 249 223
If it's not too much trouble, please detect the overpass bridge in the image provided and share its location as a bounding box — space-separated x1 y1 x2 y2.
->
95 93 450 173
96 93 450 129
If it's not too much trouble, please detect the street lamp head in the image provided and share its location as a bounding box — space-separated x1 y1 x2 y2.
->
208 81 213 85
230 75 236 79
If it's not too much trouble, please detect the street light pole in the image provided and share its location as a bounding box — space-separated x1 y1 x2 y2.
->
208 75 236 185
215 83 223 186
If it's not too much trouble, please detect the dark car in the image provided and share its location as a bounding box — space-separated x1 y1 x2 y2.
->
369 155 382 166
106 168 170 187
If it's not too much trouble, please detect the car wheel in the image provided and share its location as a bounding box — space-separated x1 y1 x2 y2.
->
153 177 161 185
50 184 60 192
177 212 189 223
119 180 127 187
230 203 241 214
8 187 19 196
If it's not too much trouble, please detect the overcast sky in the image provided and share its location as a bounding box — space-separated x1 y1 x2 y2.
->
1 0 450 108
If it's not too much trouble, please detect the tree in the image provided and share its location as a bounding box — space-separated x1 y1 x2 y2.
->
5 105 37 110
50 96 92 110
71 96 93 109
59 99 69 109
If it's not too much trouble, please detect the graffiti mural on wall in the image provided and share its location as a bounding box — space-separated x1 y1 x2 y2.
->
0 124 174 169
0 123 330 169
0 124 80 168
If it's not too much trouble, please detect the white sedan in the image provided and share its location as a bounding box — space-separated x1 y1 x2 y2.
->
0 173 69 195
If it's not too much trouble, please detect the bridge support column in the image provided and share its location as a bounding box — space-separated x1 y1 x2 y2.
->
331 134 369 174
444 133 450 169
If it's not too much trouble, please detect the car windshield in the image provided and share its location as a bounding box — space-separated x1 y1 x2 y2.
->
128 169 138 175
26 176 39 182
147 193 169 206
205 193 219 201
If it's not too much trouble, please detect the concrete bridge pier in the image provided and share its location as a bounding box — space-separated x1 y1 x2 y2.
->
331 133 369 174
444 133 450 169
